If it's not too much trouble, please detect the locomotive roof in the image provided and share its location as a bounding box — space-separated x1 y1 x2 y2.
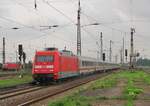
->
36 49 76 56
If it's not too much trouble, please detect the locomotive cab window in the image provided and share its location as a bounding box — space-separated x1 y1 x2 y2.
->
36 55 54 62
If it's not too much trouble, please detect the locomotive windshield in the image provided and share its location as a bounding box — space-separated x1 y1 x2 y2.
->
36 55 54 62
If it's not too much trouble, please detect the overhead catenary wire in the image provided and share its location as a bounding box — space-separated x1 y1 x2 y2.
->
43 0 100 42
1 0 150 60
13 0 98 45
45 0 75 3
13 0 59 26
81 11 150 42
0 0 76 41
82 10 150 40
0 0 101 58
81 12 130 34
0 16 76 44
1 0 107 47
43 0 76 25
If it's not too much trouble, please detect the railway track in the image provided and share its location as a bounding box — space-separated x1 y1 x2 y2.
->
0 69 119 106
0 86 43 100
0 74 18 80
0 76 15 80
0 72 19 77
18 71 116 106
0 84 33 95
0 71 30 78
0 82 35 94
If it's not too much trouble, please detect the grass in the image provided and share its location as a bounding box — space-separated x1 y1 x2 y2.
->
48 74 116 106
120 71 144 106
124 80 143 99
49 74 117 106
143 73 150 84
49 94 92 106
117 70 146 79
48 70 150 106
89 74 117 90
0 69 31 74
126 99 134 106
117 70 150 85
0 74 32 88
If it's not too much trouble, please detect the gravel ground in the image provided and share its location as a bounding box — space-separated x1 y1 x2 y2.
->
0 73 110 106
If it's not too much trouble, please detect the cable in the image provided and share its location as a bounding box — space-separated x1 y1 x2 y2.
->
21 25 76 44
81 12 130 34
45 0 75 3
13 0 56 26
1 1 98 49
43 0 101 44
44 0 76 25
13 0 75 29
0 16 76 44
0 2 75 41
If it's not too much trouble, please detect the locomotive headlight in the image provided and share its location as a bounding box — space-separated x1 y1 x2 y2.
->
34 65 42 68
46 65 54 68
34 70 38 72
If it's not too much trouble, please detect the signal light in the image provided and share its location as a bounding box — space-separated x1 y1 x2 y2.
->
34 0 37 9
103 53 105 61
137 53 140 57
125 49 128 57
18 44 23 56
19 55 22 62
23 52 26 63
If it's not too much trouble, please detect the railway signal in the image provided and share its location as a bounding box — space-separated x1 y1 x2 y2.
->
19 55 22 62
136 52 140 57
34 0 37 9
18 44 23 62
23 52 26 64
18 44 23 56
103 53 105 61
125 49 128 62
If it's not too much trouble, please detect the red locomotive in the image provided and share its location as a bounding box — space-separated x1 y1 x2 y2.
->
2 62 21 71
32 48 79 82
32 48 119 83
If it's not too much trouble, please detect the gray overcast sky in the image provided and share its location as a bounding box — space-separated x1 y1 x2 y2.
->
0 0 150 62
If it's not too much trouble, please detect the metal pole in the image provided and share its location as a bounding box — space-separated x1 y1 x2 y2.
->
2 37 5 64
16 50 18 63
77 0 81 56
120 48 123 64
115 55 118 63
122 37 125 64
97 51 99 60
130 28 135 68
100 32 103 61
109 40 112 62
